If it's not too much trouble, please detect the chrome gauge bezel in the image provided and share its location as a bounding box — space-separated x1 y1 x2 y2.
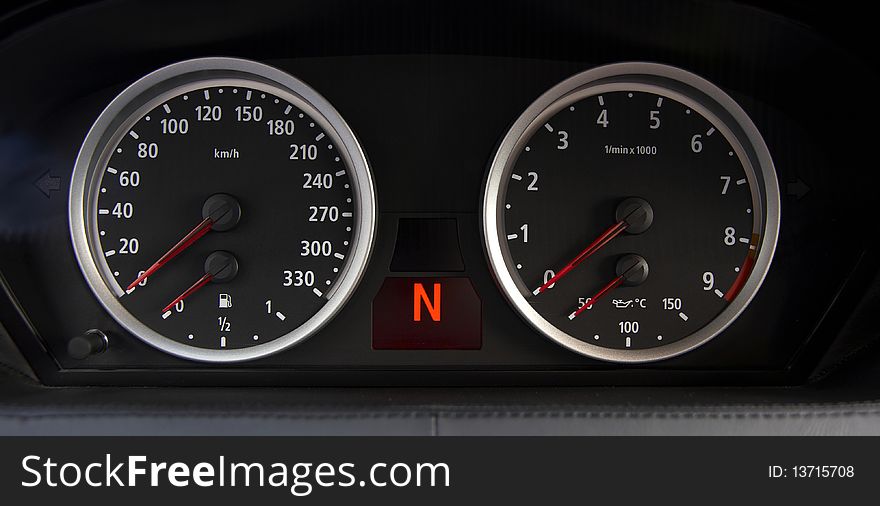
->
70 57 377 363
482 62 780 363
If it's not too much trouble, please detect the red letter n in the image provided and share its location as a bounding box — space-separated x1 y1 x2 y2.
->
413 283 441 322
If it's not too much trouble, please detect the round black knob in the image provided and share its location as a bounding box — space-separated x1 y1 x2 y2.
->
67 330 108 360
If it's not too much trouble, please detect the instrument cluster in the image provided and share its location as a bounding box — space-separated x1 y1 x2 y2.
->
0 0 877 385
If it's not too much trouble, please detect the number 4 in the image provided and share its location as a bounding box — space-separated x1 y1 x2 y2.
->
597 109 609 128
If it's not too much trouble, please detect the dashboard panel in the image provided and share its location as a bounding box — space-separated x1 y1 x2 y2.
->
0 0 878 388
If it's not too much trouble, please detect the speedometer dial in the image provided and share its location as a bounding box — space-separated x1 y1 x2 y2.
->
483 63 779 363
70 57 376 362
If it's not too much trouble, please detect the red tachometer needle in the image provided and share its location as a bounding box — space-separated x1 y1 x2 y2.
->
162 271 213 314
567 275 624 321
126 216 215 292
533 220 629 296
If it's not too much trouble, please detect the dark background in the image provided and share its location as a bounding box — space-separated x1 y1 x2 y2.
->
1 0 879 387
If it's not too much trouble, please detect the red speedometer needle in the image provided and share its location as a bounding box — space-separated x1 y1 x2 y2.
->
533 220 628 296
126 216 215 292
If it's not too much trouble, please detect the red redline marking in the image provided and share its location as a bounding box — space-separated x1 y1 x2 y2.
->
536 220 629 295
724 252 756 302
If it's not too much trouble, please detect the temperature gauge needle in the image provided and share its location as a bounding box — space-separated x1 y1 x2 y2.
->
568 275 624 320
568 254 649 320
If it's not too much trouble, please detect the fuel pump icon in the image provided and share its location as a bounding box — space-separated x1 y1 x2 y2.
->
219 293 233 309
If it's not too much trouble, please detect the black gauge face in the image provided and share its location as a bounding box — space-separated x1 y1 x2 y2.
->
484 64 779 362
71 59 375 362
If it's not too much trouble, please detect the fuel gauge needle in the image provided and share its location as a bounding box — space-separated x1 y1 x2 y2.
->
162 251 238 314
162 271 213 314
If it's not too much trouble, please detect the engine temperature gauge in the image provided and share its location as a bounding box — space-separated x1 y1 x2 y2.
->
482 62 780 363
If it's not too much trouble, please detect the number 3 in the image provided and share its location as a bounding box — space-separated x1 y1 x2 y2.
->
557 131 569 150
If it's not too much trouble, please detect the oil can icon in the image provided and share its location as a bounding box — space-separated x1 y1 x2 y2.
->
219 293 233 309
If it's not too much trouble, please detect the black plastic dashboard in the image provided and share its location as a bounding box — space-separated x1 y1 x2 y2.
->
1 0 879 397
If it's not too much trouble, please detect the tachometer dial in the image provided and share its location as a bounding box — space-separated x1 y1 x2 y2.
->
70 57 376 362
482 62 779 363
